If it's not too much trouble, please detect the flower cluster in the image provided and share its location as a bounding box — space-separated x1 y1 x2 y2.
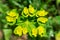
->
6 9 19 22
14 25 46 37
22 5 36 17
22 5 48 23
37 10 48 23
6 5 48 37
32 26 46 37
14 26 28 36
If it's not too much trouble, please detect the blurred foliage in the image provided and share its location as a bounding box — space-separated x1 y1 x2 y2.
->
0 0 59 40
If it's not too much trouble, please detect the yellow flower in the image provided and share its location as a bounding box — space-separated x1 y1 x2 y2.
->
32 28 37 37
37 17 48 23
7 9 19 19
37 26 46 37
36 10 48 17
23 7 29 15
56 32 60 40
23 28 28 35
14 26 23 36
29 5 35 13
6 16 16 22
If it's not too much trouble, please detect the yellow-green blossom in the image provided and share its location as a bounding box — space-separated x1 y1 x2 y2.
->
23 28 28 35
37 26 46 37
6 16 16 22
7 9 19 19
32 28 37 37
37 17 48 23
29 5 35 13
22 7 29 17
56 32 60 40
36 10 48 17
14 26 23 36
23 7 29 15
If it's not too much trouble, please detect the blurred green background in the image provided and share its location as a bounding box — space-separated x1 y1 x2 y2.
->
0 0 60 40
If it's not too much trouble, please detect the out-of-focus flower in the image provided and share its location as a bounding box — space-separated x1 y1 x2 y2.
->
6 16 16 22
29 5 35 14
32 28 37 37
23 28 28 35
36 10 48 17
37 26 46 37
6 9 19 22
7 9 19 19
37 17 48 23
22 7 29 17
23 7 29 15
14 26 23 36
22 5 36 17
56 32 60 40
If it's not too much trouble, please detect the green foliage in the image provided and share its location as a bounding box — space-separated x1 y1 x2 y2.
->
0 0 58 40
57 0 60 5
3 29 12 40
54 16 60 25
0 3 9 13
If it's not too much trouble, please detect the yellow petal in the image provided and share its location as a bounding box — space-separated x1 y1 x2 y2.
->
37 26 46 37
23 28 28 35
14 26 23 36
6 16 16 22
32 28 37 37
23 7 29 15
36 10 48 16
29 5 35 13
37 17 48 23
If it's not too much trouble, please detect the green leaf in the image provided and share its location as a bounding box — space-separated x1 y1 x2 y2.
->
57 0 60 5
0 3 9 13
3 29 12 40
47 0 52 3
54 16 60 25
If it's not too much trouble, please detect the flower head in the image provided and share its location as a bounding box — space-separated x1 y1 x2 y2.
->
23 28 28 35
6 16 16 22
36 10 48 17
32 28 37 37
7 9 19 19
37 17 48 23
22 7 29 17
56 32 60 40
29 5 35 13
37 26 46 37
14 26 23 36
23 7 29 15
